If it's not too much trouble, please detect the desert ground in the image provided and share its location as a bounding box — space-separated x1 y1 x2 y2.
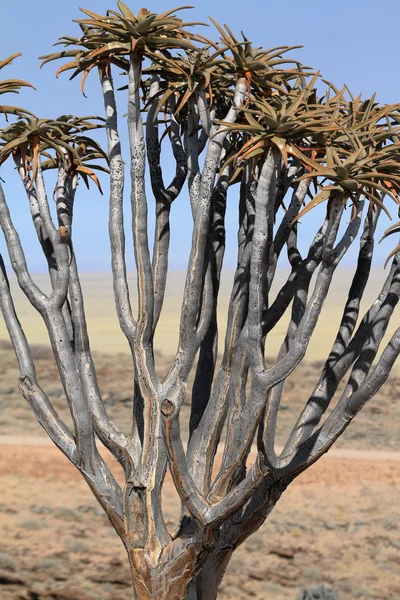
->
0 269 399 599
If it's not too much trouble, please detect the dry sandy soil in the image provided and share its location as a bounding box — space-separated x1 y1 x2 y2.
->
0 269 399 599
0 441 399 600
0 343 399 599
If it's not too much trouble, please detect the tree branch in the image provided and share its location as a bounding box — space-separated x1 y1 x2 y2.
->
146 78 187 332
55 172 135 474
100 66 136 347
248 148 280 373
0 254 76 458
167 78 247 385
281 203 379 456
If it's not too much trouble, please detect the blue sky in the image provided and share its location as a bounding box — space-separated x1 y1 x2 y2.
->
0 0 399 272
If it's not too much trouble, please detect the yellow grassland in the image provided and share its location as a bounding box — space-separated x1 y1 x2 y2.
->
1 268 397 364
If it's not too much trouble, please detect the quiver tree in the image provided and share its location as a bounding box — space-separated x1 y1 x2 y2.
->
1 3 399 599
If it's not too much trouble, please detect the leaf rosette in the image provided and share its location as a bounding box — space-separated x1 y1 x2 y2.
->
0 114 108 193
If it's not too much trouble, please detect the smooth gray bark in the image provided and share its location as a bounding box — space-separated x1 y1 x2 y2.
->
1 39 399 600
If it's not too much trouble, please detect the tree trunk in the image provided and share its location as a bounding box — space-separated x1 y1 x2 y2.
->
127 540 234 600
127 527 259 599
127 484 283 599
188 548 234 600
128 538 206 600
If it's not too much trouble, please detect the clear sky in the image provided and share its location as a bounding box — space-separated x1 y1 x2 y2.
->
0 0 399 272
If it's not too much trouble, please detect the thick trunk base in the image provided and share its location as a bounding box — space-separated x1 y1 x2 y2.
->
127 486 282 598
128 538 203 600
